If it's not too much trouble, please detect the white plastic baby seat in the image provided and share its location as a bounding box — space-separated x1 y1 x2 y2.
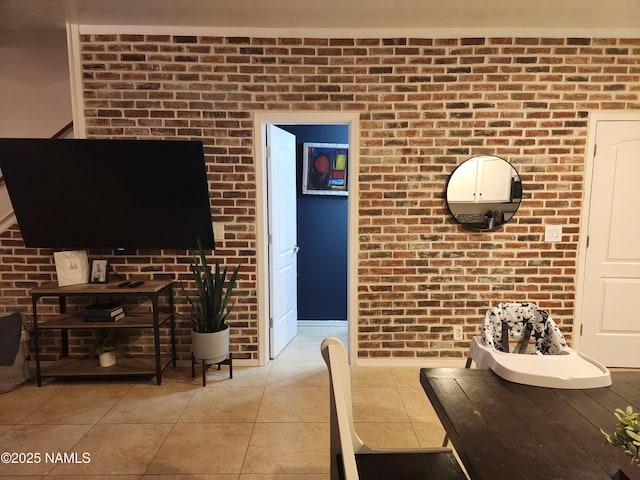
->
481 302 569 355
468 302 611 389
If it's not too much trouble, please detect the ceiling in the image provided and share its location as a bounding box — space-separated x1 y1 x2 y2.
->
2 0 640 34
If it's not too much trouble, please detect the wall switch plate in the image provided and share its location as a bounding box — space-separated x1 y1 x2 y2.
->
213 222 224 242
545 225 562 243
453 326 463 341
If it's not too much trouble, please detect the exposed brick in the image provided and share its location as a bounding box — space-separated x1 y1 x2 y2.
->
4 34 640 362
120 53 145 62
173 35 198 43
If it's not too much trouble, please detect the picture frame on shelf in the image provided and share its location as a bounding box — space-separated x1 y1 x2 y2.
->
302 142 349 196
90 259 110 284
53 250 90 287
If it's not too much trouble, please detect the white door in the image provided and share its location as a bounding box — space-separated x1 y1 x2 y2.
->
578 119 640 367
267 125 299 358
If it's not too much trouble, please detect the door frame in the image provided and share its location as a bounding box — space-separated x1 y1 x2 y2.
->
573 111 640 351
253 112 360 366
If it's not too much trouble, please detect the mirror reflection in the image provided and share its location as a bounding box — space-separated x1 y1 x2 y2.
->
446 155 522 231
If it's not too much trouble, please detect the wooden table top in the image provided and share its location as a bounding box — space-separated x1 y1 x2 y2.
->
31 280 173 296
420 368 640 480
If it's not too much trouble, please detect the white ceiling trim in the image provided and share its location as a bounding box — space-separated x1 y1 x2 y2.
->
5 0 640 37
76 24 640 38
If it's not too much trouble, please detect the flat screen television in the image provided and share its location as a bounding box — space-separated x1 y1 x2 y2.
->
0 138 215 250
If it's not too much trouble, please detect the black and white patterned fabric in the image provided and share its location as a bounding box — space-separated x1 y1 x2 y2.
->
480 302 569 355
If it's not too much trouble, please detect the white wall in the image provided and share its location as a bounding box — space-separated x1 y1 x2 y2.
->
0 26 72 230
0 28 72 137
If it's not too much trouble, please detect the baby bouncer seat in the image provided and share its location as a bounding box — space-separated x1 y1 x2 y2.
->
467 302 611 389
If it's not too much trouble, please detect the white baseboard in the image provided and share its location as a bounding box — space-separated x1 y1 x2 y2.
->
298 320 347 327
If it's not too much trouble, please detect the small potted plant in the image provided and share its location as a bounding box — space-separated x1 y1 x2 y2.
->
180 239 240 364
601 406 640 480
94 329 128 367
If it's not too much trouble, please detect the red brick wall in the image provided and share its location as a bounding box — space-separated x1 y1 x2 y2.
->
2 34 640 361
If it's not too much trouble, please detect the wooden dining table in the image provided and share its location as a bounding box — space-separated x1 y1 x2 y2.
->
420 368 640 480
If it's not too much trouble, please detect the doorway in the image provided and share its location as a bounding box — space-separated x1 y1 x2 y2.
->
575 112 640 367
277 124 348 325
254 112 360 366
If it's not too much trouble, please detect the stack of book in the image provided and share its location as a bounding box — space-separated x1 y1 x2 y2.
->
82 302 125 322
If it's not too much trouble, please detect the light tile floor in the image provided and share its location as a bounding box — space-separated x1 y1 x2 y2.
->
0 324 447 479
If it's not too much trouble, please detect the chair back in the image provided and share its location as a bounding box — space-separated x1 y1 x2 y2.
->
323 337 467 480
321 337 362 480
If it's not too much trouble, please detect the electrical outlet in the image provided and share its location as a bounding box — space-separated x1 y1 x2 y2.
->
453 326 463 341
545 225 562 243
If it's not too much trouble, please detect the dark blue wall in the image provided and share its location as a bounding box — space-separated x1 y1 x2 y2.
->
277 124 348 321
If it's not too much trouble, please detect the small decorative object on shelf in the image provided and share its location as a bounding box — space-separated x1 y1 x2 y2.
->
601 406 640 480
53 250 89 286
82 302 124 322
89 259 110 284
94 329 128 368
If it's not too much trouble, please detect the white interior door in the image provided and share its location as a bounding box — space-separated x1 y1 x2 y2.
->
578 119 640 367
267 124 299 358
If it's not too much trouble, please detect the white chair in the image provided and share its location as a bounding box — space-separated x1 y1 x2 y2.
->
321 337 467 480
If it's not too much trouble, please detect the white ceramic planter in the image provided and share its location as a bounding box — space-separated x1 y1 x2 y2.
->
191 325 230 364
620 453 640 480
98 351 116 367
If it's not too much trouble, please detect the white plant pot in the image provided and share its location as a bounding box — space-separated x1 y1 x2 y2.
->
620 453 640 480
191 325 230 364
98 351 116 367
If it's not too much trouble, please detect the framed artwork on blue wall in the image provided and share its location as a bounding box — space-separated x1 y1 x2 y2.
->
302 142 349 196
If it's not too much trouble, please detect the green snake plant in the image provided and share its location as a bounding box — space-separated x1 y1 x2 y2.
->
181 240 240 333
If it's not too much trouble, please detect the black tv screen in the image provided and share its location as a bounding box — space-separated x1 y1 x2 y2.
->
0 138 215 250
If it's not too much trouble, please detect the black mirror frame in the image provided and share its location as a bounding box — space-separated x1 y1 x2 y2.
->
445 155 522 232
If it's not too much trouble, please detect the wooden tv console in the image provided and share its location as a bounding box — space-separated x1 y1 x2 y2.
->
30 280 176 386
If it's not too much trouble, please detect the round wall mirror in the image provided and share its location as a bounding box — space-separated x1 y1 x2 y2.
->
446 155 522 231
